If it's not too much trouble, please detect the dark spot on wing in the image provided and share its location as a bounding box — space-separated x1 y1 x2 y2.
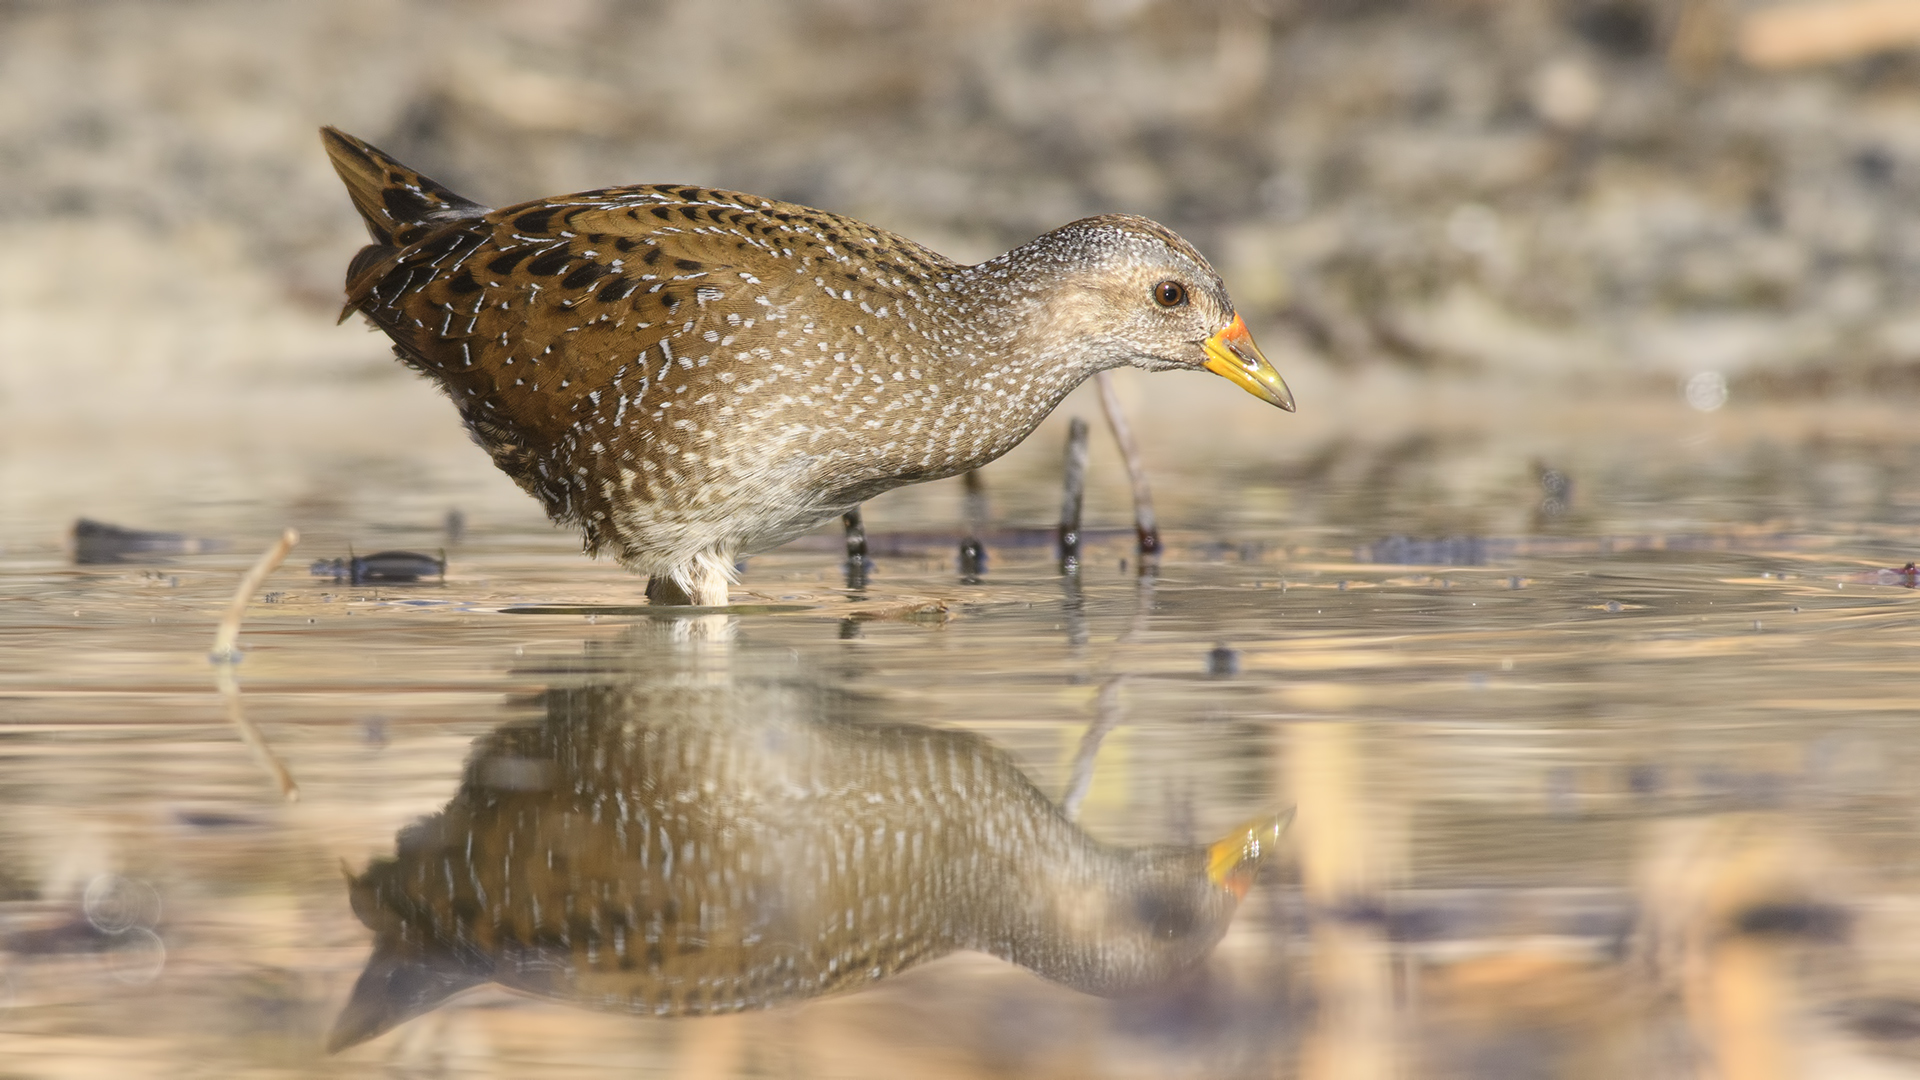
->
411 230 466 261
597 277 638 303
514 209 556 233
488 249 534 274
382 186 436 223
526 248 572 276
561 262 610 289
447 269 482 295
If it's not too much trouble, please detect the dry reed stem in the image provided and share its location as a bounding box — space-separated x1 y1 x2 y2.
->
209 528 301 801
1740 0 1920 68
1093 370 1160 559
209 528 298 660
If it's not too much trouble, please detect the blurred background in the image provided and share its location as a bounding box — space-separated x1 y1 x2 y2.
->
8 1 1920 1078
9 0 1920 539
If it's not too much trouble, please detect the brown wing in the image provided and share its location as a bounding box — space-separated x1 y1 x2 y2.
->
342 183 958 536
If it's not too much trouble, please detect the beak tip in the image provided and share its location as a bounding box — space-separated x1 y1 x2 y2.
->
1203 319 1295 414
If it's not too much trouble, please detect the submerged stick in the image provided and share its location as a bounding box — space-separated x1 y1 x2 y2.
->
210 529 301 802
210 529 299 661
958 470 988 581
1058 417 1090 574
1093 371 1161 563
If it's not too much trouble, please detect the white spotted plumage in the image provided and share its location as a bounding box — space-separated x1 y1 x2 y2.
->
325 128 1253 604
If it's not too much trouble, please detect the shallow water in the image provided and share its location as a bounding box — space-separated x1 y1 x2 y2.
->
5 413 1920 1080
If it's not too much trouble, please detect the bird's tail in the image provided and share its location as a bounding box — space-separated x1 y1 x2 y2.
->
319 126 489 248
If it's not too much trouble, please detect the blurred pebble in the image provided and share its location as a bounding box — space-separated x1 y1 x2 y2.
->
1626 763 1663 795
1529 56 1602 128
1446 202 1502 256
1206 645 1239 678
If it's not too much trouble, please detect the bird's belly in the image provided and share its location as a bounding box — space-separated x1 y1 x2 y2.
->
602 444 881 563
490 914 952 1017
592 413 969 569
732 503 854 558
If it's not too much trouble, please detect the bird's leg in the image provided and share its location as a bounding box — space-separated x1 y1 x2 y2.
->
1093 371 1160 570
646 552 734 607
958 471 988 582
1058 417 1090 575
645 575 698 606
842 508 869 590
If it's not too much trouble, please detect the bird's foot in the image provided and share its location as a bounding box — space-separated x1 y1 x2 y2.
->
645 553 735 606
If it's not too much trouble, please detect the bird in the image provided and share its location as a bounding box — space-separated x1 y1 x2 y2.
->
321 127 1295 605
327 673 1292 1050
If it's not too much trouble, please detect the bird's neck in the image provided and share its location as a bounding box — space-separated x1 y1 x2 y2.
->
963 826 1228 996
930 251 1126 464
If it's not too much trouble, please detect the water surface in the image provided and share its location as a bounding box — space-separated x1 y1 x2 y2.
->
4 417 1920 1079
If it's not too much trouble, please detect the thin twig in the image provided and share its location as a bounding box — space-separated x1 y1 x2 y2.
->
1093 371 1160 562
210 528 299 661
209 529 301 801
216 664 299 802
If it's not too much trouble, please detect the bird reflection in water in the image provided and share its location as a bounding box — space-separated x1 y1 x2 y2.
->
329 676 1289 1050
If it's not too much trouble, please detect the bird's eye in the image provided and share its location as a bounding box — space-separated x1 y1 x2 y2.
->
1134 890 1199 940
1153 280 1188 308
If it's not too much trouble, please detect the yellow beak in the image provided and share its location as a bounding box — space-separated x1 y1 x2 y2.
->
1205 806 1296 898
1203 314 1295 412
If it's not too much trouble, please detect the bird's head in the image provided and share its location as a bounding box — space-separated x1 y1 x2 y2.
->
1027 215 1295 412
